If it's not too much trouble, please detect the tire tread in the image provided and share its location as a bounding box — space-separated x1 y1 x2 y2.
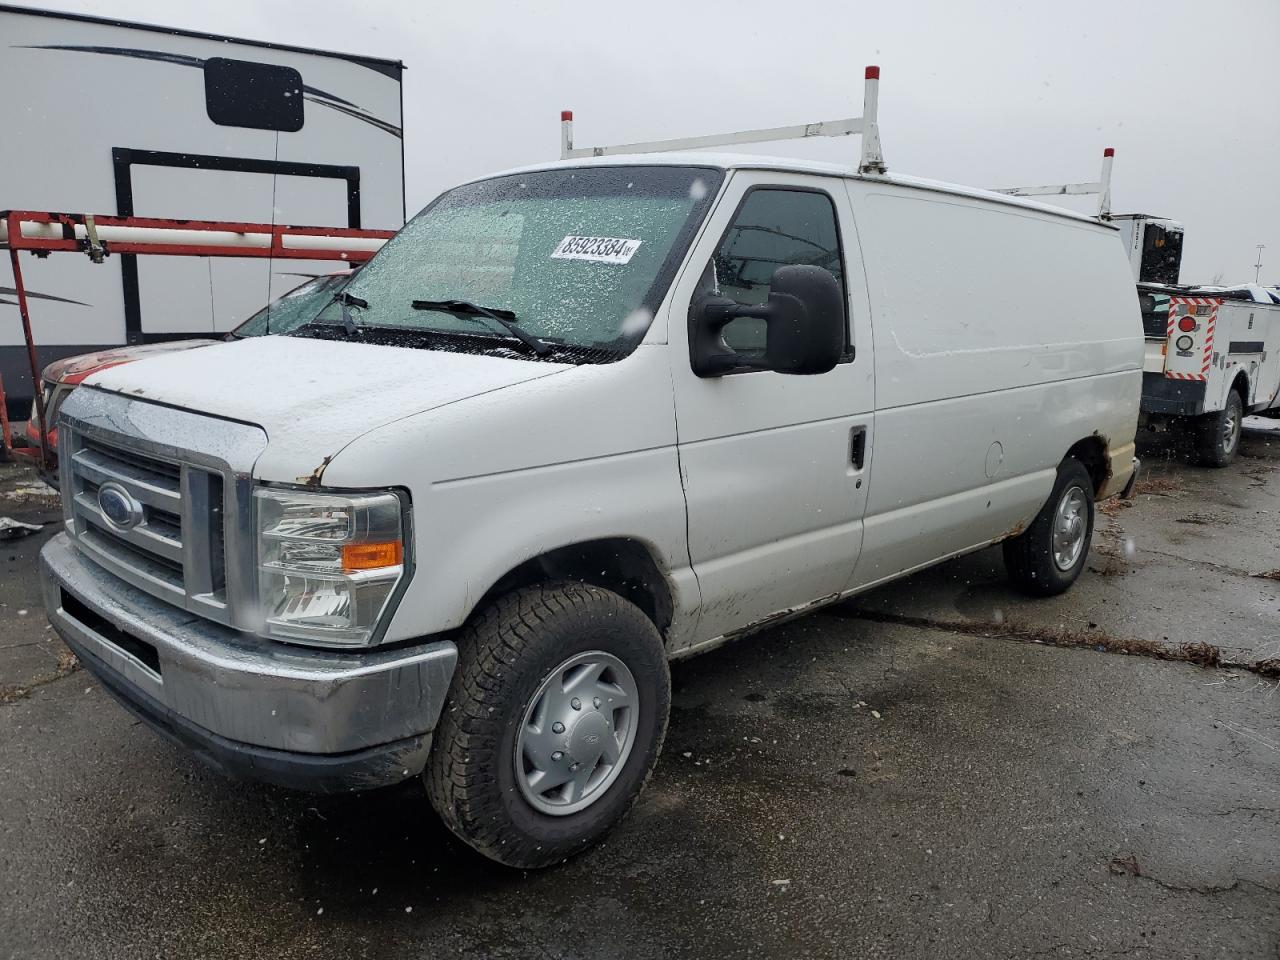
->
426 581 668 868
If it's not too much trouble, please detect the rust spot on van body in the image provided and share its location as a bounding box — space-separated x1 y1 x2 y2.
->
298 454 334 487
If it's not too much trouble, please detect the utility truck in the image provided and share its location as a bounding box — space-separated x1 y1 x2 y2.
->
998 151 1279 465
42 69 1142 868
1137 283 1280 464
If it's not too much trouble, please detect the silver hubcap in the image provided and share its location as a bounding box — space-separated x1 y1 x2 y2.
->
1052 485 1089 571
1223 407 1240 453
514 651 639 816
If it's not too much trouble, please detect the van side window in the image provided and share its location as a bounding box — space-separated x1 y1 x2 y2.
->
705 188 846 356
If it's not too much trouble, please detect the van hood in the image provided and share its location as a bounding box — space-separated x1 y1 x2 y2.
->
84 337 572 480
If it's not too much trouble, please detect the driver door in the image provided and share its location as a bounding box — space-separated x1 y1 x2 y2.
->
668 171 875 645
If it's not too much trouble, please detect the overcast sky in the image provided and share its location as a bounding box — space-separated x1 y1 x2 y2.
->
24 0 1280 282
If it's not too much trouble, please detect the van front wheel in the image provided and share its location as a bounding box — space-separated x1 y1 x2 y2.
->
1003 459 1095 597
426 581 670 869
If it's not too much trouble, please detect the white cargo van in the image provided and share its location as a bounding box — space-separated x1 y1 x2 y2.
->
41 82 1142 868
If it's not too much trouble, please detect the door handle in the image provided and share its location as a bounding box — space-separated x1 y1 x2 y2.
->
849 426 867 471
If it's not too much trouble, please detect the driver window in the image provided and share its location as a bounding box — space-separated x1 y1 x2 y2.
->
703 188 846 356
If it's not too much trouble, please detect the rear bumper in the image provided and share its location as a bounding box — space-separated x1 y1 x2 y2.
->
1141 372 1207 417
1121 457 1141 499
40 533 458 792
1096 441 1138 500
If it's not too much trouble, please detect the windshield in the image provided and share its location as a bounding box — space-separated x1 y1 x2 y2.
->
301 165 724 362
232 273 353 338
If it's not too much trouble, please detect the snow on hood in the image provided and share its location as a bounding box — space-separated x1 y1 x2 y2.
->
83 336 572 481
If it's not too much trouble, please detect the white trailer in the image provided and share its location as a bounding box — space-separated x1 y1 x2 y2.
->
0 4 405 419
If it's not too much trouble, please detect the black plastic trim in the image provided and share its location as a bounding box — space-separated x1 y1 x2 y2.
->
112 148 361 344
1141 371 1207 417
61 588 161 675
1229 341 1265 355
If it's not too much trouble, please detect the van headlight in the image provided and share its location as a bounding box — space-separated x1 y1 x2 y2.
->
254 487 409 647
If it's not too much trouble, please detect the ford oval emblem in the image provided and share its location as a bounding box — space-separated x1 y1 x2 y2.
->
97 482 143 531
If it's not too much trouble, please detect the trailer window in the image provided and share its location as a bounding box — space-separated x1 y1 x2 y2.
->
204 58 305 132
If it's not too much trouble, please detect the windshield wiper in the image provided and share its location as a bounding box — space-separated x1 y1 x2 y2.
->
411 299 552 356
329 289 368 338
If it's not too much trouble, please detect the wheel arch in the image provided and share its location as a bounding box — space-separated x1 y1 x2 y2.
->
470 537 676 638
1229 369 1250 408
1064 435 1109 498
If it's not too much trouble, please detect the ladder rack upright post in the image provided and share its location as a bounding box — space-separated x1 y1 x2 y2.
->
560 66 888 175
993 147 1115 219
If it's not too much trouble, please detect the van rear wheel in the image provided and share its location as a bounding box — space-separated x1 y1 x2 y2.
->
426 581 670 869
1003 458 1095 597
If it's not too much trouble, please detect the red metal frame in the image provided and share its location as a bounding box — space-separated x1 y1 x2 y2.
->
0 372 15 457
1 210 396 469
3 211 392 261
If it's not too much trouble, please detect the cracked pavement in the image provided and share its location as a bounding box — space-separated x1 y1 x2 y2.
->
1 425 1278 959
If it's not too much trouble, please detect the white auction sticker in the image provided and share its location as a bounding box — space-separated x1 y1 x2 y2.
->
551 235 642 264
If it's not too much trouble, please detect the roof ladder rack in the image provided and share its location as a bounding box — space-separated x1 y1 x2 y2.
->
993 148 1115 218
560 66 887 175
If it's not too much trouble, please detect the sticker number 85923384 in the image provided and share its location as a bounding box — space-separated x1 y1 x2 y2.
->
551 235 642 264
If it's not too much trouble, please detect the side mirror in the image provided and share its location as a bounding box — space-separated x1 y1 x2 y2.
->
690 264 845 377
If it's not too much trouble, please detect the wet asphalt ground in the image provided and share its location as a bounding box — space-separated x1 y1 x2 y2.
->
1 425 1277 959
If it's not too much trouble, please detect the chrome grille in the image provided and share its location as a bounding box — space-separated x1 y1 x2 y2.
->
57 388 267 632
64 428 233 624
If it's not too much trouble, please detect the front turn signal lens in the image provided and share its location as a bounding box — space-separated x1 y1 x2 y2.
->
342 540 404 572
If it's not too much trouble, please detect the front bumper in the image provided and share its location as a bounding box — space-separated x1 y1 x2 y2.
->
41 534 458 792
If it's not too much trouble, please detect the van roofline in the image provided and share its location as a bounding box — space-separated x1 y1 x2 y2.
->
460 152 1117 229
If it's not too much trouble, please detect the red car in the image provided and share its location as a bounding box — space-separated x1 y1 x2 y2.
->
24 272 351 463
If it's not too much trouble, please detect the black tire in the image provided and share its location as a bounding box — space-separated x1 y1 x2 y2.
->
1193 389 1243 467
426 581 670 869
1003 458 1095 597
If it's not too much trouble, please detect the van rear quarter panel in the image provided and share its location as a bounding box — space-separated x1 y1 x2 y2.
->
846 182 1141 589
